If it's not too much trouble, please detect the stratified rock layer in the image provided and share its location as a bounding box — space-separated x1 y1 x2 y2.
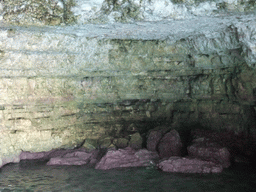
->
0 0 256 168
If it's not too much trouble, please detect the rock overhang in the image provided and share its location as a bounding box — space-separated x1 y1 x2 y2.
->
0 0 256 169
1 12 255 67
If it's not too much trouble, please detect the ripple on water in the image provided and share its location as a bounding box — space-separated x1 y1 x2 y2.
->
0 160 255 192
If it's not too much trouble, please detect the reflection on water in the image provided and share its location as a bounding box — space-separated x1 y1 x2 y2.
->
0 160 255 192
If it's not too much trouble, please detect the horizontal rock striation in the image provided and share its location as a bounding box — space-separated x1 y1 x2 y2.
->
0 0 256 168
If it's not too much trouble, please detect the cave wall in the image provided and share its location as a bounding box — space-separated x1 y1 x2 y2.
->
0 0 256 167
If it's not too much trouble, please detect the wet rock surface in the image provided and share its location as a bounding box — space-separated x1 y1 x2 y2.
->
47 150 92 166
158 156 223 173
95 147 159 170
20 148 106 166
0 0 256 171
190 129 256 163
15 127 255 173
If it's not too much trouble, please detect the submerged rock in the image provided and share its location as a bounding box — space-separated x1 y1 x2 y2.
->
158 156 223 173
95 147 159 170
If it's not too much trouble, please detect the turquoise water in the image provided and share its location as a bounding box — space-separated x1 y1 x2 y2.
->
0 160 255 192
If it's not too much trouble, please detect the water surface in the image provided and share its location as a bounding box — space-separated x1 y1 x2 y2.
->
0 160 255 192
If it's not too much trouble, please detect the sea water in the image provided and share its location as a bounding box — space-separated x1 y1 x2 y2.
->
0 160 255 192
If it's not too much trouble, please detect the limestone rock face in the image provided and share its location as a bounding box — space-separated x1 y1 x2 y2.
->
0 0 256 168
1 0 76 25
70 0 256 24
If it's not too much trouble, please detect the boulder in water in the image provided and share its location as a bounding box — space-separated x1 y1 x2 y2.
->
158 156 223 173
47 150 92 165
188 142 231 168
157 129 183 158
146 126 170 151
95 147 159 170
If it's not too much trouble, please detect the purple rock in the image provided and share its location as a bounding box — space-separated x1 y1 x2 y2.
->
19 151 50 160
135 149 159 162
147 130 163 151
190 129 254 159
19 149 86 161
187 142 231 168
0 156 20 168
47 149 76 159
146 126 170 151
63 151 92 159
157 129 183 159
89 149 107 165
47 150 92 166
47 157 89 165
19 148 103 166
95 147 159 170
158 156 223 173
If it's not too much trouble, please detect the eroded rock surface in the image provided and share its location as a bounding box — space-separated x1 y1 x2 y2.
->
47 150 92 165
146 126 170 151
187 142 231 168
191 129 255 162
157 129 183 159
158 156 223 173
95 147 159 170
0 0 256 169
20 148 106 166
